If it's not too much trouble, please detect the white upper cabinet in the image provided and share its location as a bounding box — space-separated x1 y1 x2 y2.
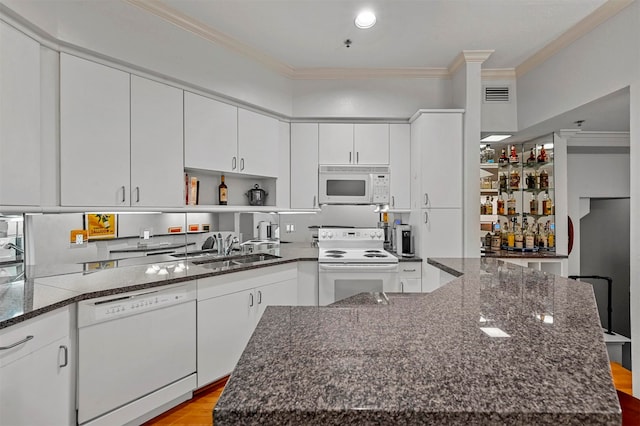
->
0 22 40 206
276 121 291 209
411 112 463 209
354 123 389 164
130 76 184 207
319 123 389 165
318 123 353 165
290 123 319 209
389 124 411 210
184 91 238 173
60 54 131 207
238 109 279 177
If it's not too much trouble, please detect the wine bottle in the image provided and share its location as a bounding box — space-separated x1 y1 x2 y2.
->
218 175 228 205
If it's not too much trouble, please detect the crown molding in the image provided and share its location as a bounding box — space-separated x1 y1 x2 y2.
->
516 0 634 77
124 0 296 77
448 50 494 74
292 67 450 80
481 68 516 80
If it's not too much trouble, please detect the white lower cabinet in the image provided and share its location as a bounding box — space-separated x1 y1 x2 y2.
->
197 265 297 387
0 306 74 426
399 263 422 292
297 261 319 305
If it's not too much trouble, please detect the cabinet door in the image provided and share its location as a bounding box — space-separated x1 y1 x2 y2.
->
389 124 411 209
256 278 298 321
1 338 73 426
60 54 130 206
415 113 463 208
197 290 256 386
418 208 463 258
238 109 279 177
276 121 291 209
184 92 238 173
319 123 353 165
290 123 319 209
130 76 183 207
354 124 389 164
0 22 40 206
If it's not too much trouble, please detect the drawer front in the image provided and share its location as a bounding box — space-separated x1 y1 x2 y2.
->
398 264 421 279
197 264 297 301
0 306 71 367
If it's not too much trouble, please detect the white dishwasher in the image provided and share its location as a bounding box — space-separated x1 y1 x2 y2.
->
77 282 197 426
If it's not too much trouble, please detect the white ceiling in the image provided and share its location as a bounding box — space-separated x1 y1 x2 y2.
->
160 0 608 70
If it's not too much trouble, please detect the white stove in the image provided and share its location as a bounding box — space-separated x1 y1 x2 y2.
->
318 228 398 264
317 228 399 305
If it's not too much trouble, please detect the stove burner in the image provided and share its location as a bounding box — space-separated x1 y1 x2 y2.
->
325 250 346 254
365 250 382 253
326 254 344 258
364 253 388 258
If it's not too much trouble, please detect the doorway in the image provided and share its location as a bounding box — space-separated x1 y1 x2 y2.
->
580 197 631 368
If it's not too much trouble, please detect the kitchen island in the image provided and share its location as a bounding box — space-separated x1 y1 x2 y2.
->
213 257 621 425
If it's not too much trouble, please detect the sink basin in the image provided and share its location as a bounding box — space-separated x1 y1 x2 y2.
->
192 253 280 267
201 259 234 269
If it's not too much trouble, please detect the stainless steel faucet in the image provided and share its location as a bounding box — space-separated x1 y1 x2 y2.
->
224 235 239 256
216 233 224 255
2 242 24 255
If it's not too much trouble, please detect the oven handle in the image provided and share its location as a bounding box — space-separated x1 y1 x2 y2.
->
319 263 398 272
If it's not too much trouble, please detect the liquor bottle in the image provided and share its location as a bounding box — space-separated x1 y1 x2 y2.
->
485 196 493 215
542 191 552 215
514 219 524 249
497 192 505 215
499 173 507 191
529 193 538 215
509 169 520 190
218 175 228 205
485 144 495 163
501 221 509 248
547 222 555 249
507 192 516 215
507 220 515 248
524 219 535 249
526 172 536 189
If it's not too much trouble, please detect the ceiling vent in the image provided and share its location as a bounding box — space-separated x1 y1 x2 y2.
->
483 86 510 103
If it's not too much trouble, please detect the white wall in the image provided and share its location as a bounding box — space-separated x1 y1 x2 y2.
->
630 81 640 395
481 79 518 132
517 2 639 131
292 78 452 119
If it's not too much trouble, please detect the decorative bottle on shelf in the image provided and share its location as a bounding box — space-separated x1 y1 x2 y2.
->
542 191 552 215
527 147 536 164
547 222 555 250
218 175 228 205
529 193 538 215
524 219 535 249
509 169 520 190
526 172 536 189
499 173 507 191
514 219 524 249
507 220 515 248
537 223 547 249
485 144 495 163
499 148 508 163
509 145 519 163
507 192 516 215
485 196 493 215
537 145 547 163
497 192 505 215
501 221 509 248
539 169 549 189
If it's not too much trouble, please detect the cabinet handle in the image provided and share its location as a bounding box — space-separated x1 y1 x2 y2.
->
400 280 404 292
135 186 140 203
232 157 237 170
424 211 429 224
0 335 33 350
392 196 395 207
240 158 245 171
249 292 254 307
357 152 359 163
257 290 262 304
424 193 429 206
313 195 317 208
403 269 416 272
122 186 126 203
59 345 68 368
349 152 352 163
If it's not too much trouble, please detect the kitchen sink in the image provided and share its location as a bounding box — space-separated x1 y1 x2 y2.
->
192 253 280 267
229 253 280 265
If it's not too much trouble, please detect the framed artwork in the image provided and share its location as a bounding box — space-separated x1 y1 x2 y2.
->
85 213 117 240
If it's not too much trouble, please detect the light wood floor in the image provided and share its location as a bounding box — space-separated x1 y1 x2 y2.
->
145 363 636 426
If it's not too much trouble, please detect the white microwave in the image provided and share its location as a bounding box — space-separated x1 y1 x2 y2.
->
318 165 390 205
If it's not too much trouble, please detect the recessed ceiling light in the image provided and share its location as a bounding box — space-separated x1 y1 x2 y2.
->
355 10 376 29
480 134 512 142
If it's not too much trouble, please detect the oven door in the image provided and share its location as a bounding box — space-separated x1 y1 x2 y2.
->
318 263 399 305
318 173 371 205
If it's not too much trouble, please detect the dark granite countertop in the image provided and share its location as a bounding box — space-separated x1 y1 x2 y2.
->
214 257 620 425
0 243 318 329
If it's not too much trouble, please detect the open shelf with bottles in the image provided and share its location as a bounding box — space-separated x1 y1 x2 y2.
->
480 137 556 252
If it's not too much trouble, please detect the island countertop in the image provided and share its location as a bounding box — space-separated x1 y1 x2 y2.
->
214 257 620 425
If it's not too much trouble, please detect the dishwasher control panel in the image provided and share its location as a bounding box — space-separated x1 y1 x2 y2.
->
78 282 196 327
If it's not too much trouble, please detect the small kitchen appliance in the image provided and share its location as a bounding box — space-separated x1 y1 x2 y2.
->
245 184 268 206
318 165 390 205
317 227 399 305
395 224 413 257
